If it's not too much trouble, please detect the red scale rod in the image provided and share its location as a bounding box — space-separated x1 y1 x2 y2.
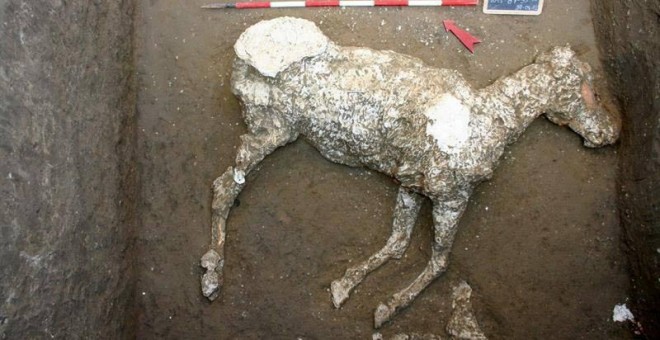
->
202 0 477 9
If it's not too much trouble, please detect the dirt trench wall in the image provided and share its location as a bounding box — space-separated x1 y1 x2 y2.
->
591 0 660 336
0 1 137 338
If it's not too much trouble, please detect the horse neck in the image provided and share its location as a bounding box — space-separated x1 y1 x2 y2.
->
477 62 556 146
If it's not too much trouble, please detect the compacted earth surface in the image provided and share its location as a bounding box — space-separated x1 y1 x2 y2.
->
134 1 631 338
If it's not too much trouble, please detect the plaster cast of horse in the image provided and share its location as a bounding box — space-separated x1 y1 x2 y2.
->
200 17 620 328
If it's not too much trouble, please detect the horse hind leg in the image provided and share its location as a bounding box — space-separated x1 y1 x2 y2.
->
374 195 468 328
330 187 424 308
201 127 298 300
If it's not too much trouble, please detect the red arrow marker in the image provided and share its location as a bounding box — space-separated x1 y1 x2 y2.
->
443 20 481 54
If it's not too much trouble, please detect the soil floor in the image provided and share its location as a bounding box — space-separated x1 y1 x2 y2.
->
134 1 631 338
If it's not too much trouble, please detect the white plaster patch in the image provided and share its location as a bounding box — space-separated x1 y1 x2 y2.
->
612 304 634 322
234 17 329 77
424 93 472 153
233 169 245 184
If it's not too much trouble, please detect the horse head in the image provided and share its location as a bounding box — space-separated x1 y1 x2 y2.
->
539 46 620 147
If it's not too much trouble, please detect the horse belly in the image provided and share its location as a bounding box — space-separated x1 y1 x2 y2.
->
301 97 391 171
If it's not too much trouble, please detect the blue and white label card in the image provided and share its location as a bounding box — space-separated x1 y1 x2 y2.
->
483 0 544 15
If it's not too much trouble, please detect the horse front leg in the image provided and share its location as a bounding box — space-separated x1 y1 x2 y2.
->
330 187 424 307
201 128 297 300
374 194 468 328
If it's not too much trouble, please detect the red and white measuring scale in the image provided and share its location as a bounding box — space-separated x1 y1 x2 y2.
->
202 0 477 9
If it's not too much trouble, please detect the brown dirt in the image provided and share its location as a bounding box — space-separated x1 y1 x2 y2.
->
134 1 630 338
0 1 137 338
592 0 660 336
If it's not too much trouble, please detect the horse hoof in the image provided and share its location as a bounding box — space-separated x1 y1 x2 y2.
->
330 279 350 308
374 302 395 329
201 249 223 300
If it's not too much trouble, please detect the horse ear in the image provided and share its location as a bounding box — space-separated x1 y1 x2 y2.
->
581 82 597 109
536 46 576 68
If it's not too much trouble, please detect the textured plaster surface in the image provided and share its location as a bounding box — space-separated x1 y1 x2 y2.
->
446 281 486 339
201 16 620 329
